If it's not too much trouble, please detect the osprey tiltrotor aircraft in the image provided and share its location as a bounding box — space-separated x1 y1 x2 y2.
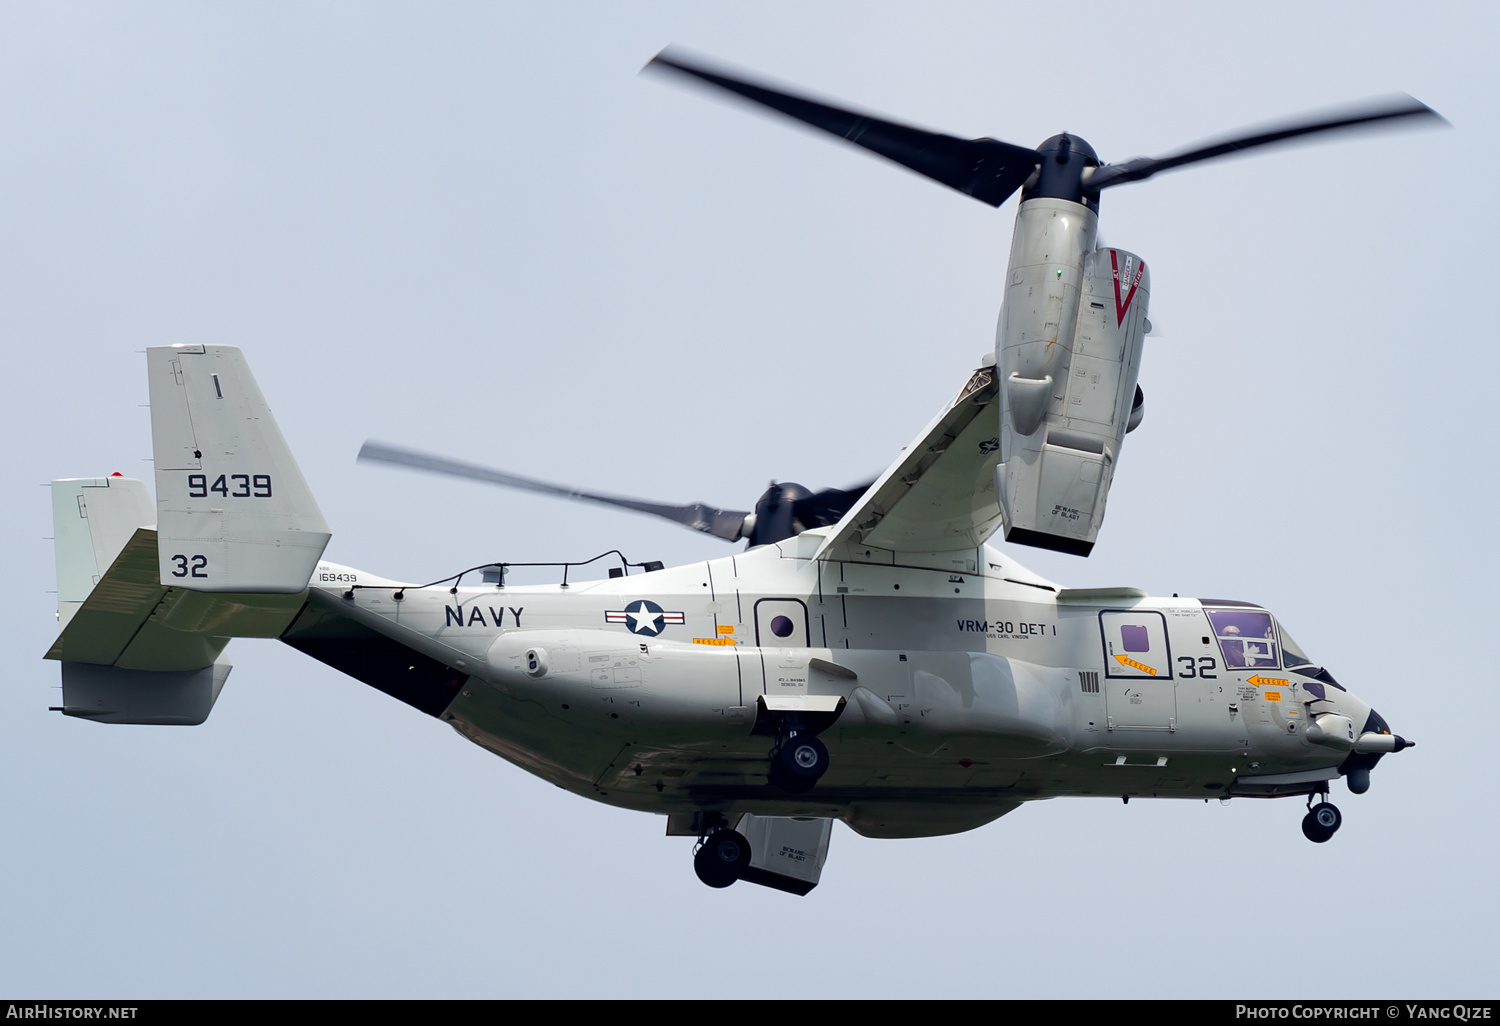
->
44 53 1433 894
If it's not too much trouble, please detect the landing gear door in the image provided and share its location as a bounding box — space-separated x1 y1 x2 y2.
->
1099 610 1176 730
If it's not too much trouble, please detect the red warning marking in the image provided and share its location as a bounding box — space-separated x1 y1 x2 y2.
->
1109 249 1145 327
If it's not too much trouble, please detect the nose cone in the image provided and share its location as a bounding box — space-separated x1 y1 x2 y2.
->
1355 706 1414 751
1338 706 1414 793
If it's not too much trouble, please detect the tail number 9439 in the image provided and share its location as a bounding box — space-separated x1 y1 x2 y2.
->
187 473 273 498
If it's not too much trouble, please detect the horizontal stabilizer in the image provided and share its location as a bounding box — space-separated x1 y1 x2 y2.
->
149 345 330 593
45 526 306 672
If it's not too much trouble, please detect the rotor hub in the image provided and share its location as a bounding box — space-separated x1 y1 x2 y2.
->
1023 133 1100 211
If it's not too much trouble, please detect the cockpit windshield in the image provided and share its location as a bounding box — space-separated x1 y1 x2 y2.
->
1206 608 1279 668
1279 623 1315 669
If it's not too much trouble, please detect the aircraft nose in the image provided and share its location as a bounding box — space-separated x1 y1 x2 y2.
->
1340 707 1414 794
1356 707 1415 753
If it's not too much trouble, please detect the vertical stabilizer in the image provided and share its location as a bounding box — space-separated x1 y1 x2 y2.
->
147 345 330 593
51 476 155 630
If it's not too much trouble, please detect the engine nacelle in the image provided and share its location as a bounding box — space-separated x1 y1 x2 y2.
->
994 198 1149 556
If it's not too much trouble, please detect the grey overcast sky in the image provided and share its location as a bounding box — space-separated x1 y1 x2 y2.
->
2 1 1496 999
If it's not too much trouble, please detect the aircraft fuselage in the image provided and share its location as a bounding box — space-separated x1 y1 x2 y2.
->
306 536 1377 838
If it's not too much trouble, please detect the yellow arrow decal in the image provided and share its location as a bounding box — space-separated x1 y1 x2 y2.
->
1246 675 1288 688
1114 654 1157 676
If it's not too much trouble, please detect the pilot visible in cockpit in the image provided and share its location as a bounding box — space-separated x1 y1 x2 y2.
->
1208 611 1279 669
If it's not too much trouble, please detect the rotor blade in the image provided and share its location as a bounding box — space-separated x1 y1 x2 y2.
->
645 48 1041 208
792 479 877 528
1087 94 1446 190
358 442 750 541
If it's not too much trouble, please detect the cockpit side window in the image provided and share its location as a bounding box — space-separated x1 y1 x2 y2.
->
1279 623 1314 669
1206 609 1278 669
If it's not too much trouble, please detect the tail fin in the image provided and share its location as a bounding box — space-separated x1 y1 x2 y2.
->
50 475 155 630
148 345 330 593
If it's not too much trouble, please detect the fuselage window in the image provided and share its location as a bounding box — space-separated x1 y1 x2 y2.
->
1120 625 1150 652
1207 609 1278 669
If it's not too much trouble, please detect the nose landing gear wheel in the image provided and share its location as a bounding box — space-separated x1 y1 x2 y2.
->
1301 801 1342 843
769 733 829 794
694 829 751 888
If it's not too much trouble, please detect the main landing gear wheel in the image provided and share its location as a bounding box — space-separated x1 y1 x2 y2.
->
694 829 751 888
769 733 829 794
1301 801 1342 843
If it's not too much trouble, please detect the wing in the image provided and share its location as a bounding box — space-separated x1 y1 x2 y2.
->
814 365 1002 560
